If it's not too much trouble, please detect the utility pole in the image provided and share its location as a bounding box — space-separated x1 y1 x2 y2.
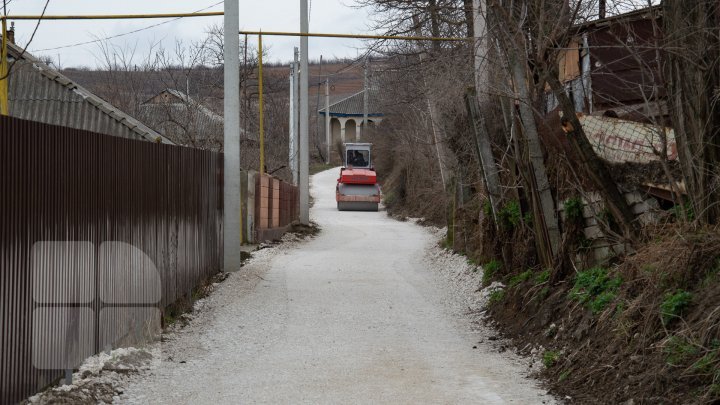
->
362 57 368 141
223 0 241 270
289 57 297 185
471 0 500 217
293 48 300 185
325 77 330 164
299 0 310 224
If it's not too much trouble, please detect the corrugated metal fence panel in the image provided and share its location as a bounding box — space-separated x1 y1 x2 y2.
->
0 115 222 404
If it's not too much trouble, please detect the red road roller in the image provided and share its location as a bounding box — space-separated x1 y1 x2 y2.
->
336 143 381 211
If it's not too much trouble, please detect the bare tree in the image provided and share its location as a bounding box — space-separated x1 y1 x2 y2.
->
662 0 720 224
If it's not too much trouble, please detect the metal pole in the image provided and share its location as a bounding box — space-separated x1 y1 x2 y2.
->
293 48 300 186
299 0 310 224
289 60 296 185
325 77 330 164
258 33 264 174
238 30 468 41
293 48 300 185
1 12 224 20
0 19 8 115
362 58 368 140
223 0 241 270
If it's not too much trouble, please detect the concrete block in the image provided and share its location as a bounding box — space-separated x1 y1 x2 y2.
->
583 225 604 240
638 211 659 226
593 246 612 262
584 216 598 227
624 191 644 205
631 201 650 214
644 198 660 209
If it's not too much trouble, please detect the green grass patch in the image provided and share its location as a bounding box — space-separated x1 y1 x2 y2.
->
543 350 560 368
488 289 505 306
569 266 622 314
660 290 693 326
671 202 695 221
535 269 551 284
665 335 699 365
564 197 584 223
482 259 502 286
558 369 571 382
692 350 718 374
508 270 534 288
498 200 522 230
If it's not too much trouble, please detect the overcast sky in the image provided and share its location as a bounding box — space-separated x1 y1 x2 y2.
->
5 0 374 68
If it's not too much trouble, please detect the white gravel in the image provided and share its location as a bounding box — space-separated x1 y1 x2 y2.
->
32 167 556 404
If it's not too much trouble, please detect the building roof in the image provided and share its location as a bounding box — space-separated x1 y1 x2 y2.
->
138 89 225 149
142 88 224 125
5 40 172 144
318 89 383 118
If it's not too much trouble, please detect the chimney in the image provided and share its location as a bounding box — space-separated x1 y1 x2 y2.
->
7 22 15 44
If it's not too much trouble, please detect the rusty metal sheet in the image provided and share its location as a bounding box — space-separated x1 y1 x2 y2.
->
588 18 664 107
579 114 677 163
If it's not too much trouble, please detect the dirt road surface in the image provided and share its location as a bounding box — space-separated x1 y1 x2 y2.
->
117 168 555 404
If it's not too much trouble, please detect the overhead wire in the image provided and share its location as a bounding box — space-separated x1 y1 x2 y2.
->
0 0 50 80
29 1 223 53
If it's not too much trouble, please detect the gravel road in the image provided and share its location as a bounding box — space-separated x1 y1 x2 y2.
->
115 168 555 404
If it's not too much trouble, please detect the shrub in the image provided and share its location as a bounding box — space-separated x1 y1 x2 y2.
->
660 290 693 326
535 269 551 284
482 259 502 286
564 197 584 223
488 289 505 306
692 350 718 374
508 270 533 288
665 335 699 365
383 191 397 207
543 350 560 368
498 200 522 230
569 267 622 313
670 202 695 221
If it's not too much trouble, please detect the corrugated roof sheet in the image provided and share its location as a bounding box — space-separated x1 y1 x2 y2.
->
138 89 224 150
580 115 677 164
4 40 171 144
318 89 383 117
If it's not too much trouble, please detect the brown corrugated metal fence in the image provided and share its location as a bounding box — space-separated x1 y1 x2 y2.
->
0 115 222 403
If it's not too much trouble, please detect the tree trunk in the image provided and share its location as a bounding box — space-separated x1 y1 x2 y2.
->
663 0 720 224
465 88 501 225
509 50 561 265
546 73 639 240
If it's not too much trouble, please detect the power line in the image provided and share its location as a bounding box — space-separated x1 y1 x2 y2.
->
27 1 223 53
0 0 50 81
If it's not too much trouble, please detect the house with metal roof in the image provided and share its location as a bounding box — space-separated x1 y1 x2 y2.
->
318 88 383 145
138 89 224 151
4 38 171 144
